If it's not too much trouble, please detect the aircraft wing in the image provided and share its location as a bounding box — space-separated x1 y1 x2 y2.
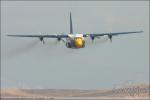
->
83 31 143 37
7 34 68 44
7 34 68 38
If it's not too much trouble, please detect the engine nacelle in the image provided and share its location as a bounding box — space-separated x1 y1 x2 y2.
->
108 34 112 42
66 42 72 48
90 34 95 41
57 37 61 41
39 37 43 41
39 37 45 44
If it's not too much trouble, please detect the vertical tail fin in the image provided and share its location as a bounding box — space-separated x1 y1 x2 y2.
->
70 12 73 34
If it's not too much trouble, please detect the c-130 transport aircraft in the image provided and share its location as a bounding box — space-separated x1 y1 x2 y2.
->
7 12 143 49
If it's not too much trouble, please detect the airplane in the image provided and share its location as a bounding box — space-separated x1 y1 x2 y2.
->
7 12 143 49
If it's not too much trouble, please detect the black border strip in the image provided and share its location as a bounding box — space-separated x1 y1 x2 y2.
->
0 0 150 1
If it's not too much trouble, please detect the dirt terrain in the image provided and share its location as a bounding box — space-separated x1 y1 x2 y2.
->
1 83 149 99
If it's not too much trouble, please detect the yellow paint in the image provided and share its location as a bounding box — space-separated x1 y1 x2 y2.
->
74 38 83 48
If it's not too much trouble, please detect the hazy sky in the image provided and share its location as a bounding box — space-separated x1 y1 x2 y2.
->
1 1 149 89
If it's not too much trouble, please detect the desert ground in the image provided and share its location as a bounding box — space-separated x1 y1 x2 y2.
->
1 83 149 100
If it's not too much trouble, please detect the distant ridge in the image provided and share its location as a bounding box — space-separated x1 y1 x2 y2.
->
1 83 149 98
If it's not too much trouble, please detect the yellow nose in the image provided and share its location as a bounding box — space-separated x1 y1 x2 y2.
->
74 39 83 48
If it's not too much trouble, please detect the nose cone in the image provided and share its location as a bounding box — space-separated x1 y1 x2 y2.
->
74 38 83 48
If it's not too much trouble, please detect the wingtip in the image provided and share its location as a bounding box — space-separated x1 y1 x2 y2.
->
139 31 144 33
136 31 144 33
